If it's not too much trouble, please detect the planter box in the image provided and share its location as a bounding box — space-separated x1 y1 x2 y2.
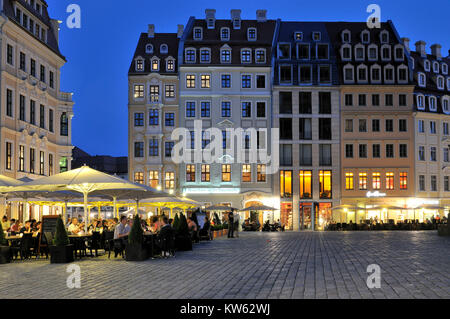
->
0 246 11 264
50 245 74 264
438 225 450 237
125 244 149 261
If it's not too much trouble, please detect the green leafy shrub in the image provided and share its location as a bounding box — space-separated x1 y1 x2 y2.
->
178 213 189 235
53 216 69 246
128 214 143 245
173 213 180 231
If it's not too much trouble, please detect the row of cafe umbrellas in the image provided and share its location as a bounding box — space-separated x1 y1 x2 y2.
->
0 166 200 232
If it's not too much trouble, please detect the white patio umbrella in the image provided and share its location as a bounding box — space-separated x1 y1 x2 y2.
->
0 175 24 216
141 196 200 218
4 166 146 232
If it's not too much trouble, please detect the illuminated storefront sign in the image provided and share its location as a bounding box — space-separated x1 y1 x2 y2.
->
366 191 387 198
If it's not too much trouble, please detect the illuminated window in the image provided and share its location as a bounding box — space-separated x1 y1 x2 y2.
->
280 171 293 198
165 85 175 98
257 164 266 182
29 148 35 174
345 173 354 190
299 171 312 199
151 59 159 71
359 173 368 190
242 164 251 182
19 146 25 172
400 172 408 190
134 85 144 98
49 154 53 176
320 171 332 199
166 59 174 71
5 142 12 171
222 165 232 182
39 151 45 175
373 173 381 190
149 171 159 189
186 165 196 182
186 75 196 88
201 165 210 182
136 59 144 71
150 85 159 102
386 172 394 190
134 172 144 184
165 172 175 190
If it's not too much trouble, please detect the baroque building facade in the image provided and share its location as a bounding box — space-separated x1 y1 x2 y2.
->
0 0 74 221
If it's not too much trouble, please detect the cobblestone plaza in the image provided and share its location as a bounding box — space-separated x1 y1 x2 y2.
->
1 232 449 299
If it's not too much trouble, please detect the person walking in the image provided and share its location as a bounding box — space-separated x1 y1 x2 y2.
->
228 211 235 238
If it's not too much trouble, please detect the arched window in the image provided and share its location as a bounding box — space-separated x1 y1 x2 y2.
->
60 113 69 136
145 44 153 54
160 44 168 54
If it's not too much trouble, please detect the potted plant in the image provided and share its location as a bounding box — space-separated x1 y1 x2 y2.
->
0 222 11 264
175 213 192 251
125 214 149 261
50 216 74 264
438 213 450 237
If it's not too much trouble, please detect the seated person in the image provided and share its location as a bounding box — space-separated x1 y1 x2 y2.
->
187 217 197 232
114 216 130 240
20 220 33 234
68 218 81 235
10 219 19 233
199 217 211 236
157 217 174 257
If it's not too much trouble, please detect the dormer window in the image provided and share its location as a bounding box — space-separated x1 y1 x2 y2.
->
151 58 159 71
255 49 266 63
342 30 351 43
136 58 144 71
361 30 370 44
433 62 439 73
221 28 230 41
221 48 231 63
418 72 426 87
185 49 196 63
395 46 404 61
417 95 425 110
160 44 168 54
447 77 450 90
381 45 391 61
343 64 354 83
380 30 389 43
424 60 431 71
166 59 175 71
357 65 368 83
384 64 395 83
200 49 211 63
248 28 257 41
341 44 351 60
233 19 241 29
355 45 364 61
193 27 203 40
241 49 252 63
146 44 154 54
371 64 382 83
368 45 378 60
294 32 303 41
437 76 445 90
313 32 321 41
442 97 450 114
442 63 448 75
398 65 408 83
429 96 437 111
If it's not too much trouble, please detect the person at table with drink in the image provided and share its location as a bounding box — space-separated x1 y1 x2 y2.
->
68 218 82 235
20 220 33 234
114 216 131 240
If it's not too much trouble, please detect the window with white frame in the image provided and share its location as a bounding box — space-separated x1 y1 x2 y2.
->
416 95 425 110
443 122 449 135
355 45 364 61
395 46 404 61
357 65 368 83
371 64 381 83
247 28 257 41
429 96 437 111
341 44 351 60
442 63 448 75
437 76 445 90
384 65 395 83
166 59 175 71
151 58 159 71
442 97 450 114
136 58 144 71
278 44 291 59
185 49 196 63
343 65 354 83
381 45 391 61
200 49 211 63
380 30 389 43
398 65 408 83
160 44 168 54
418 72 426 87
241 49 252 63
424 60 431 71
145 44 153 54
221 27 230 41
255 49 266 63
361 30 370 43
448 77 450 90
433 61 439 73
368 45 377 61
342 30 351 43
221 48 231 63
193 27 203 40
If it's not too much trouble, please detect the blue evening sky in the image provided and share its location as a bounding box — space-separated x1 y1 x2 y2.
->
46 0 450 157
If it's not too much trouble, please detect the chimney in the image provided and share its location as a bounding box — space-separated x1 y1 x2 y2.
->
177 24 184 38
205 9 216 29
231 9 241 29
415 40 427 57
401 37 410 52
431 44 442 60
50 19 61 45
256 10 267 22
148 24 155 38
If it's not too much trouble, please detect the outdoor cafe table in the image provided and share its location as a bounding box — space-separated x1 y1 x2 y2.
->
69 234 92 259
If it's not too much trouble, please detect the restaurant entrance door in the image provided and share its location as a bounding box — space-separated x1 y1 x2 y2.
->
300 203 313 230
